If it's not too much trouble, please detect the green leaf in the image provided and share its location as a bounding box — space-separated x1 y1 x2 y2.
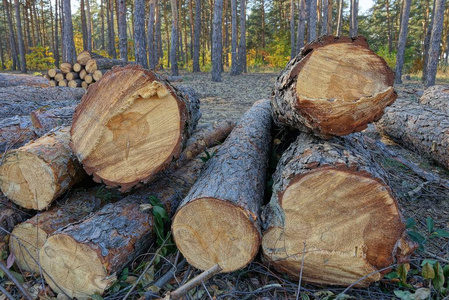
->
398 264 408 284
414 288 431 300
433 262 445 290
406 218 417 229
407 231 426 250
90 294 104 300
120 268 129 281
421 259 437 266
384 271 399 279
426 217 434 233
0 268 4 278
393 290 414 300
430 229 449 238
8 270 24 284
443 265 449 278
422 262 435 279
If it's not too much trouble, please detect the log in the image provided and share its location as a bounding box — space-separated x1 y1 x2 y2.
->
30 106 76 135
419 85 449 114
92 69 105 81
49 80 57 87
65 72 80 81
84 74 93 84
261 132 416 287
85 57 129 74
73 63 83 72
0 116 37 152
54 73 64 82
68 79 82 88
376 98 449 169
0 73 50 88
81 81 89 90
0 196 30 254
60 62 73 74
172 99 272 273
0 86 84 119
58 79 68 87
70 65 201 191
10 123 233 275
272 35 397 139
79 69 87 80
47 69 61 78
77 50 104 65
0 127 85 210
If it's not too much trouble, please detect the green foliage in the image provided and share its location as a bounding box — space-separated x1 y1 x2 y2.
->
406 217 449 251
199 149 217 163
148 196 176 259
25 46 55 70
376 46 396 69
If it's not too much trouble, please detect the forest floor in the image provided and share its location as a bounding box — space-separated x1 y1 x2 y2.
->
1 71 449 299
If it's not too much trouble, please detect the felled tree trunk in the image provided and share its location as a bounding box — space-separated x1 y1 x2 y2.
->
85 57 129 73
30 106 76 135
376 98 449 169
70 65 201 191
60 62 73 74
0 73 50 88
272 35 397 138
419 85 449 114
0 196 30 254
65 72 80 81
47 69 61 78
0 86 84 118
77 50 105 65
262 132 416 287
0 127 85 210
0 116 37 152
172 99 272 273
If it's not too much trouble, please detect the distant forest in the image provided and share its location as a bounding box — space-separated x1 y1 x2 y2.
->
0 0 447 85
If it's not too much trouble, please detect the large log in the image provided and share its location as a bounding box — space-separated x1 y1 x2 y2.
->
85 57 129 73
77 50 105 65
272 35 397 139
0 86 84 119
376 98 449 169
172 99 272 273
0 73 50 88
419 85 449 114
60 62 73 74
30 106 76 135
70 65 201 191
261 132 416 287
47 69 61 78
0 127 85 210
0 116 37 152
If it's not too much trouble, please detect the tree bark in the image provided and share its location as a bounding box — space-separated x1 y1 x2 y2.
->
80 0 88 50
70 65 201 191
377 98 449 169
296 0 306 53
172 99 272 273
62 0 76 63
148 0 156 70
272 36 397 138
394 0 411 84
117 0 127 61
422 0 435 83
30 106 76 135
212 0 224 82
0 127 85 210
321 0 329 35
84 57 128 73
425 0 446 87
262 132 416 287
0 73 49 88
308 0 317 41
86 0 92 52
54 0 60 67
155 0 162 68
170 0 179 75
0 116 37 152
349 0 358 37
100 0 105 50
14 0 27 73
420 85 449 114
133 0 147 68
336 0 344 36
290 0 296 58
238 0 246 74
0 197 29 254
230 0 238 75
3 0 18 70
107 0 116 58
192 0 201 72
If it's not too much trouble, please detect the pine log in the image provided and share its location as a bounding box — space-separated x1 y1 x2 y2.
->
30 106 76 135
10 123 233 275
65 72 80 81
0 116 38 152
49 80 57 87
81 81 89 90
0 196 30 254
70 65 201 191
272 35 397 139
172 99 272 273
85 57 129 73
0 73 50 88
54 73 64 82
92 69 105 81
262 132 416 287
84 74 93 84
68 79 82 88
376 98 449 169
47 69 61 78
58 79 68 87
0 86 84 119
419 85 449 114
60 62 73 74
77 50 105 65
73 63 83 72
79 69 87 80
0 127 85 210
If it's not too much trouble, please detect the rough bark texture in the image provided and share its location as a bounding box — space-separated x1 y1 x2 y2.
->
0 73 49 88
62 0 76 63
394 0 411 84
3 0 18 70
308 0 317 41
193 0 201 72
117 0 128 61
0 86 84 119
14 0 27 73
272 35 397 139
148 0 156 70
262 132 415 287
170 0 179 76
212 0 224 82
0 196 30 254
133 0 148 68
0 127 85 210
296 0 306 53
172 100 272 273
420 84 449 114
425 0 446 87
337 0 343 35
238 0 246 74
290 0 296 58
230 0 238 75
85 57 129 73
70 65 201 191
0 116 36 152
349 0 358 37
376 98 449 169
30 106 76 135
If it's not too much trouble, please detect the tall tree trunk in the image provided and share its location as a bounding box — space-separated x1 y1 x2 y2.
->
24 0 32 50
193 0 201 72
80 0 88 50
100 0 105 49
148 0 156 69
238 0 246 73
212 0 224 81
133 0 147 67
86 0 92 52
117 0 127 61
155 0 162 69
349 0 358 37
394 0 411 84
0 29 5 69
321 0 329 35
62 0 76 63
261 0 265 48
386 0 392 53
107 0 116 58
41 0 47 47
164 1 170 69
50 0 55 56
426 0 446 87
327 0 332 34
336 0 344 35
189 0 194 60
14 0 26 73
170 0 179 75
423 1 435 83
32 1 41 45
3 0 18 70
230 0 238 74
308 0 317 41
296 0 306 53
290 0 295 58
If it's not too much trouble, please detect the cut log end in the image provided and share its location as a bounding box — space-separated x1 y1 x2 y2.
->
40 234 114 298
172 198 260 273
262 167 404 287
10 223 47 272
